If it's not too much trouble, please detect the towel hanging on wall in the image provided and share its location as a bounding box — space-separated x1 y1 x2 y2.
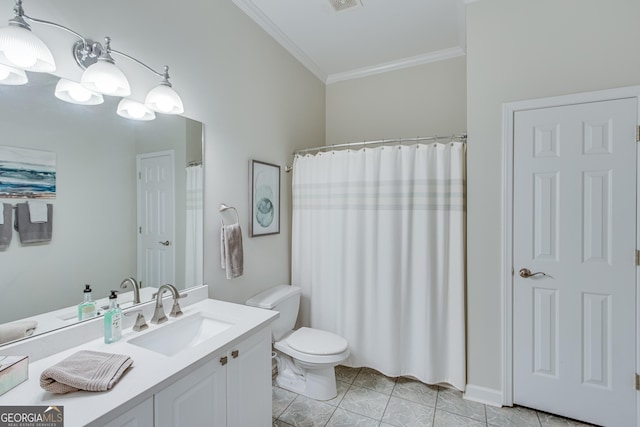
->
219 203 243 279
220 223 244 279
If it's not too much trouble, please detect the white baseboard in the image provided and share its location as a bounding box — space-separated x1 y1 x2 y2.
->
463 384 503 407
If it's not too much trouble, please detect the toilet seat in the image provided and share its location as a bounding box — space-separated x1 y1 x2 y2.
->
286 327 348 355
275 329 350 366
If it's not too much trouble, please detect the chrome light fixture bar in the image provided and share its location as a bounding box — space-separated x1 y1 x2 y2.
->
0 0 184 119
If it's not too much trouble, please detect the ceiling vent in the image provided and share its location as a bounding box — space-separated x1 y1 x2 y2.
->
328 0 362 12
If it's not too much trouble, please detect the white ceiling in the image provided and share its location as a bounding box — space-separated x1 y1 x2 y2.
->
232 0 467 84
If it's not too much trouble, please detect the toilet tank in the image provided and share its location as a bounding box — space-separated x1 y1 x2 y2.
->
246 285 301 341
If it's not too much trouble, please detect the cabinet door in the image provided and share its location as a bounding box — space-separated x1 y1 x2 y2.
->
102 397 153 427
155 355 227 427
227 327 272 427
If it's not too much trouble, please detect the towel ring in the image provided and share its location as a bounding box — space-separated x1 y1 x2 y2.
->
219 203 239 225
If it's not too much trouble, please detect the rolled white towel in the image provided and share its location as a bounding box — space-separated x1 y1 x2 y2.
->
0 320 38 345
27 200 48 223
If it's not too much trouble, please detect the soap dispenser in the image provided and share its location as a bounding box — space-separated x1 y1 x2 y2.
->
104 290 122 344
77 284 98 320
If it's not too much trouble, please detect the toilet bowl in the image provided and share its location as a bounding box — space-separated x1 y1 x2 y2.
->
246 285 349 400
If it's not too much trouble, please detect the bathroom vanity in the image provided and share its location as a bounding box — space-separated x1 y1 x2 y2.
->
0 289 278 427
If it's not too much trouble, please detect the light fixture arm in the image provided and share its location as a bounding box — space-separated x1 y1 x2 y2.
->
14 0 89 49
110 48 172 86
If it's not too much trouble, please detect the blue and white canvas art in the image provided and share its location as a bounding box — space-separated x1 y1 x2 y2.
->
0 146 56 198
250 159 280 236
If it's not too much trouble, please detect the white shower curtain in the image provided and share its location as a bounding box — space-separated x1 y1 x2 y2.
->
292 143 466 390
185 164 204 287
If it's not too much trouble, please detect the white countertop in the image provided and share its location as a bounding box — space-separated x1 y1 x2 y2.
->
0 298 278 427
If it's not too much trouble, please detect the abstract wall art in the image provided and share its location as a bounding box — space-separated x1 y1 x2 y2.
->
0 146 56 198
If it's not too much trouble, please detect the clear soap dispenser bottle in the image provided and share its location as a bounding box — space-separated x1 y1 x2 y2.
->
104 290 122 344
77 284 98 320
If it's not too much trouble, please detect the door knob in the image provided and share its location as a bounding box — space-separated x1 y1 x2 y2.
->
519 268 546 278
159 240 170 246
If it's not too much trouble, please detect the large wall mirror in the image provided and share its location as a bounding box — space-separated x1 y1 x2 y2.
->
0 73 204 344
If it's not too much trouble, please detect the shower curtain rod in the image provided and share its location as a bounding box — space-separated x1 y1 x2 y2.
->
293 133 467 156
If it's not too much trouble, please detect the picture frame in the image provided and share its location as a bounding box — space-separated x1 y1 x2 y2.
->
249 159 280 237
0 146 56 199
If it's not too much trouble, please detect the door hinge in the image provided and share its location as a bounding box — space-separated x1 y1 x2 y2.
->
636 250 640 266
636 373 640 390
139 226 142 234
138 172 141 179
637 125 640 142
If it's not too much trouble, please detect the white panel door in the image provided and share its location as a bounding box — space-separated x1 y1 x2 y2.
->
513 98 637 426
137 151 175 288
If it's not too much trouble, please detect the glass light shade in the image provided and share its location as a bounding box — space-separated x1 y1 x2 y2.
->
54 79 103 105
145 84 184 114
0 63 27 85
117 98 155 121
0 24 55 72
81 60 131 96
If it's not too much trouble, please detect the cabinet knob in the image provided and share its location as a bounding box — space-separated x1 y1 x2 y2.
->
220 356 228 366
231 350 239 359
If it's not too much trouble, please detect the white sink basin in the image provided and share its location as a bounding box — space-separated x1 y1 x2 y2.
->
128 312 234 356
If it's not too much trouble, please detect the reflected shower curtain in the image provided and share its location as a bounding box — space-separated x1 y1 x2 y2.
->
185 164 204 287
292 143 466 390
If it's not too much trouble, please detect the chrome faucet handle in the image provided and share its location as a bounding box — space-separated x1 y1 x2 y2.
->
125 309 149 331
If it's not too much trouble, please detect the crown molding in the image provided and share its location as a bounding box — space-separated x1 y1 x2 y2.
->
231 0 327 83
233 0 467 85
325 47 465 85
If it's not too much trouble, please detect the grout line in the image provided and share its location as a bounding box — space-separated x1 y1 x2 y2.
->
484 403 488 425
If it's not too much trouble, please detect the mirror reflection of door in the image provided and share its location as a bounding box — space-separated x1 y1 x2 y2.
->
137 150 176 288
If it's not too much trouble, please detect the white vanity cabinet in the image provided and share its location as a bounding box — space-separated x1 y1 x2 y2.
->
155 327 272 427
102 397 154 427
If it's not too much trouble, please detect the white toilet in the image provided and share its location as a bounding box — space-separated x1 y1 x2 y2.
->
246 284 349 400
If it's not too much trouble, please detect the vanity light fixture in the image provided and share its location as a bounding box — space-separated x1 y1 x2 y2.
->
54 78 104 105
0 0 184 119
79 37 131 97
0 63 28 85
145 66 184 114
117 98 155 121
0 0 54 72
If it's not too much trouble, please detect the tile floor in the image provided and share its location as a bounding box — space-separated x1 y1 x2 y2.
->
272 366 596 427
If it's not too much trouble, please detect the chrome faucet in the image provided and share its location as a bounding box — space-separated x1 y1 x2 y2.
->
120 277 141 304
151 284 185 324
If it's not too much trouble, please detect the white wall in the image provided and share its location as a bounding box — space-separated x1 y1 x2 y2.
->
466 0 640 395
326 57 466 145
11 0 325 306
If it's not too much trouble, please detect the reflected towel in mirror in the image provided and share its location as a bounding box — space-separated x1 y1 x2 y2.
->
27 200 48 223
220 223 244 279
14 202 53 243
40 350 133 394
0 320 37 345
0 203 11 249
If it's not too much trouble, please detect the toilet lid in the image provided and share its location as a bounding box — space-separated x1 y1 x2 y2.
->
286 327 348 355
